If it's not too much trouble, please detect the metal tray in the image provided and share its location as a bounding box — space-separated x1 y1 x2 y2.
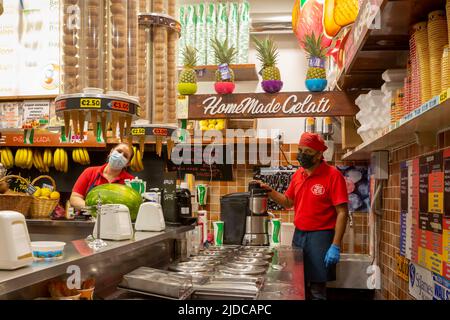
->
197 250 228 257
232 257 270 266
219 264 267 275
119 267 193 299
188 256 223 264
241 247 274 254
238 252 273 260
169 262 214 273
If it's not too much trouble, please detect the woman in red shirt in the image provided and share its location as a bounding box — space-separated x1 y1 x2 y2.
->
70 143 134 209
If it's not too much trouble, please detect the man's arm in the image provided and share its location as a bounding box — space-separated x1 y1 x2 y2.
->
332 203 349 247
259 183 294 209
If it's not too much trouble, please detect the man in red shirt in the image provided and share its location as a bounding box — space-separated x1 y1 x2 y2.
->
70 143 134 209
262 132 349 300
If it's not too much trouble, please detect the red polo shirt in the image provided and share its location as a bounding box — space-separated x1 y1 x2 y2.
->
72 163 134 197
285 161 348 231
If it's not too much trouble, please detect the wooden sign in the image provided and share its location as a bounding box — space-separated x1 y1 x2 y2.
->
186 91 359 119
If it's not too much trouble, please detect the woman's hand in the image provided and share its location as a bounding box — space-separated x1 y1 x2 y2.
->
69 192 86 210
258 182 274 193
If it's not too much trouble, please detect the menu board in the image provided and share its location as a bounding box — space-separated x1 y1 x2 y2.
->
0 0 60 97
167 144 234 181
400 149 450 280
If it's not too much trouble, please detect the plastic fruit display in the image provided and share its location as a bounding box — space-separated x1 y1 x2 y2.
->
178 45 198 95
253 36 283 93
211 37 237 94
302 33 328 92
323 0 359 38
292 0 332 49
199 119 225 131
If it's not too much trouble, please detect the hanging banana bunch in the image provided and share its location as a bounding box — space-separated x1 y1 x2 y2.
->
72 148 91 165
14 148 33 169
43 148 54 169
130 146 144 172
54 148 68 173
0 147 14 169
32 149 49 173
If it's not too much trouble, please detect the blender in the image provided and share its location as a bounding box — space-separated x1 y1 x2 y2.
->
242 182 270 246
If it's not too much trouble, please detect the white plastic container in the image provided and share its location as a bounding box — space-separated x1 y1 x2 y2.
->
30 241 66 261
0 211 33 270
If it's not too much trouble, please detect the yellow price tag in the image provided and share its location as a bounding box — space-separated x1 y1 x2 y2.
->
439 90 448 104
131 128 145 136
80 98 101 108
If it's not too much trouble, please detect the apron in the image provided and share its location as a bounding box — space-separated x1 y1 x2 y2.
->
292 228 336 283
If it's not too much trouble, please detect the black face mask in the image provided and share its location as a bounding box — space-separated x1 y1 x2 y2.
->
297 152 318 169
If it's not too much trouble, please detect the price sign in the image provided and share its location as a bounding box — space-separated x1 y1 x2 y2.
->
111 100 129 112
80 98 101 108
131 128 145 136
440 90 448 104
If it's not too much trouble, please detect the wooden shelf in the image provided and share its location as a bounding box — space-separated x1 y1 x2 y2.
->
0 95 57 102
0 130 106 148
178 64 259 82
332 0 446 91
342 93 450 160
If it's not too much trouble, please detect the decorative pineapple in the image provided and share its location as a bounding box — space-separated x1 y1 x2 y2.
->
177 46 198 95
252 36 283 93
211 37 237 94
302 32 328 92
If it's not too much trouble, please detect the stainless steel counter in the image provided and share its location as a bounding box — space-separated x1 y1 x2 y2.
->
0 225 194 299
257 246 305 300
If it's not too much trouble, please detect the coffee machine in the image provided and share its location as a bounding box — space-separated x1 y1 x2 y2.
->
243 182 270 246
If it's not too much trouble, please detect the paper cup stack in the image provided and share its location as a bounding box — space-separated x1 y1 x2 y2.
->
409 33 421 111
413 22 431 104
427 11 448 97
442 45 450 92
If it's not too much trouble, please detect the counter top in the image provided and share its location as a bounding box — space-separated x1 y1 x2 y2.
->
26 219 94 228
0 225 194 297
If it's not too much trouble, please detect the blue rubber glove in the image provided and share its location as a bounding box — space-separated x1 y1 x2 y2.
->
324 244 340 268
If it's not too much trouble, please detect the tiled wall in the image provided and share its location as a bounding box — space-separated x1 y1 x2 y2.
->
377 130 450 300
189 143 369 254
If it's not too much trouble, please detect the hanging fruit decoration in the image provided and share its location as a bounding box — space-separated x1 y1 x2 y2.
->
292 0 332 51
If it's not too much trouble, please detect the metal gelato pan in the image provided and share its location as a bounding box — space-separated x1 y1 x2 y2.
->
219 263 267 275
119 267 194 299
169 261 215 273
232 257 270 266
238 251 273 260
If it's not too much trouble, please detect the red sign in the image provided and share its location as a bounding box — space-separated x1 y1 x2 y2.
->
153 128 169 136
55 100 66 111
111 101 130 112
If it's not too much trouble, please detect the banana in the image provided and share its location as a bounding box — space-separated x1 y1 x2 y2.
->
1 149 7 168
136 149 144 172
72 149 78 164
15 149 22 168
130 147 136 171
46 149 53 168
54 149 60 171
7 148 13 167
83 148 90 165
63 149 68 173
25 149 32 169
77 148 84 165
43 149 49 167
35 150 43 171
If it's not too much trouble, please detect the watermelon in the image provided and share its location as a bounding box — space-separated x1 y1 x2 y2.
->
85 184 143 221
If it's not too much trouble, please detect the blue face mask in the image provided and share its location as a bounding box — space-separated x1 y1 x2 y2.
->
108 150 128 170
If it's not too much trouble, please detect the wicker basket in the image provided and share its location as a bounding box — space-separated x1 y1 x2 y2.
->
0 175 33 218
30 175 59 219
